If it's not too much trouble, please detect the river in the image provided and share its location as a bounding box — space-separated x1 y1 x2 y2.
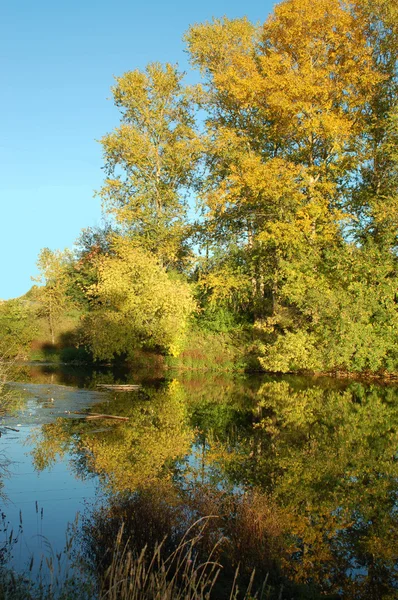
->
0 363 397 599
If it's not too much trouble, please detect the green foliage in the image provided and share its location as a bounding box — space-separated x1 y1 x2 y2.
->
33 248 74 345
257 242 398 373
258 330 321 373
194 305 244 334
0 299 37 359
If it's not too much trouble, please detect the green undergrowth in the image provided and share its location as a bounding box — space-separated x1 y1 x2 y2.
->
29 345 92 365
166 328 257 373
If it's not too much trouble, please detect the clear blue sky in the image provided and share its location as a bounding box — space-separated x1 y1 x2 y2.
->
0 0 274 300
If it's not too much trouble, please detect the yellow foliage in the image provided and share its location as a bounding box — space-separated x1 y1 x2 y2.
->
99 63 201 268
186 0 383 283
84 238 196 359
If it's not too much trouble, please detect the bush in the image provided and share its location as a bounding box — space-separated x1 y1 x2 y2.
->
83 239 197 360
0 299 37 359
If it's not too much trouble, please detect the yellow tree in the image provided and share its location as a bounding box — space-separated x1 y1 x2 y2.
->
83 237 196 359
186 0 380 316
99 63 201 269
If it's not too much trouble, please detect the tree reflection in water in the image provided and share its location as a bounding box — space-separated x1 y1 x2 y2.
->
29 380 192 492
29 375 398 598
194 380 398 598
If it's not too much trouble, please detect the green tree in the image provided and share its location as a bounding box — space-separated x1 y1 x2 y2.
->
257 241 398 373
33 248 73 345
0 299 37 359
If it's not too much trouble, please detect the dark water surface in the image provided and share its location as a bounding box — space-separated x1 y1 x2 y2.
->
1 364 398 598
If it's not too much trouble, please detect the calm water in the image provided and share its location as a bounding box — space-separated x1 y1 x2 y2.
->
1 364 398 598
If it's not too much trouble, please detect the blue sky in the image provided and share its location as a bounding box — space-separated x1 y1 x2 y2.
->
0 0 274 300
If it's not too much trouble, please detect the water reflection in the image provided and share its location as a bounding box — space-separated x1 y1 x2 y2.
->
2 365 398 597
192 380 398 598
29 381 193 492
8 362 166 389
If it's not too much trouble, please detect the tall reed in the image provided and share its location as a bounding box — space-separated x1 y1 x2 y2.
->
97 519 273 600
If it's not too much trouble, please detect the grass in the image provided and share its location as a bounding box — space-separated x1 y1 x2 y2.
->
95 519 272 600
79 483 294 599
166 330 247 373
0 482 337 600
0 526 273 600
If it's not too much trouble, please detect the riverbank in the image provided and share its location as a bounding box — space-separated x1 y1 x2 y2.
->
23 340 398 384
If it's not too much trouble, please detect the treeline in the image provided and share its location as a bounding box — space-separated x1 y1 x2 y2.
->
2 0 398 374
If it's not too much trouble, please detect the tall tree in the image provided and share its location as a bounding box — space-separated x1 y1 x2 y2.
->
187 1 380 312
350 0 398 248
33 248 73 345
99 63 201 269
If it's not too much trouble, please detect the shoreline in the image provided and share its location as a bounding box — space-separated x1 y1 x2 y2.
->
6 357 398 385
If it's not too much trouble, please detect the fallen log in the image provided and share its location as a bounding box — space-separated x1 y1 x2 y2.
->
74 412 129 421
96 384 142 391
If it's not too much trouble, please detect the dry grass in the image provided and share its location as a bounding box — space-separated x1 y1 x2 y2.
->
0 507 278 600
94 519 276 600
81 483 288 599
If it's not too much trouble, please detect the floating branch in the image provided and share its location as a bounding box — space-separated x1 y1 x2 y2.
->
96 384 142 391
74 412 129 421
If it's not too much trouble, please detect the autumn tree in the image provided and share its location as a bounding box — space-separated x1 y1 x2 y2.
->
183 0 398 372
99 63 201 269
83 237 196 359
186 0 379 309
